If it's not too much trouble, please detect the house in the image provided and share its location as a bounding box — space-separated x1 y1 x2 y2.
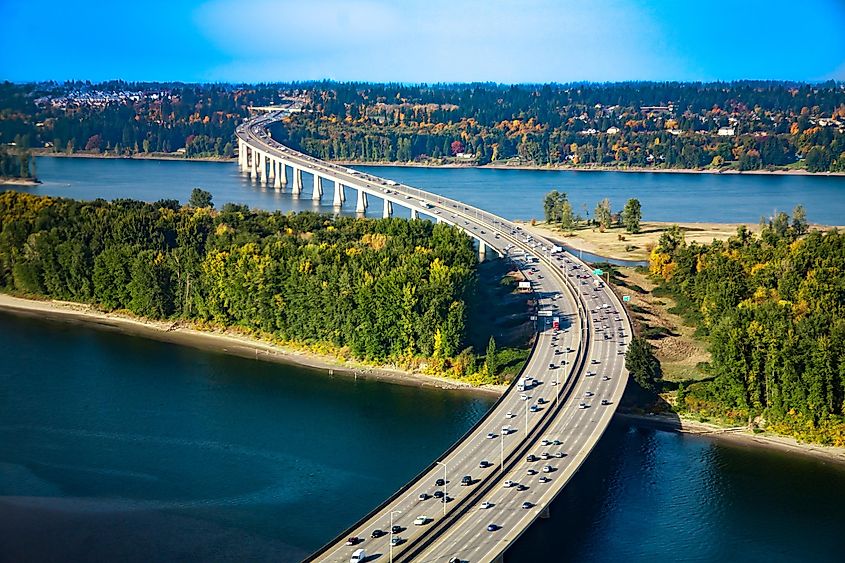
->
717 127 735 136
606 126 620 135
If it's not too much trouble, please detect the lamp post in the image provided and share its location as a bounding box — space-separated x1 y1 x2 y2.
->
389 509 402 563
500 430 505 473
436 461 447 516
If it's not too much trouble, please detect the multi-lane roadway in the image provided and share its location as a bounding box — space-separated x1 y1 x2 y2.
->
235 110 631 563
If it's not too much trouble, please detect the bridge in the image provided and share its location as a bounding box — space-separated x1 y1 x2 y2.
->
235 109 631 563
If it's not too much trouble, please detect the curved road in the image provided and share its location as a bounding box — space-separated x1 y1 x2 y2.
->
236 110 631 563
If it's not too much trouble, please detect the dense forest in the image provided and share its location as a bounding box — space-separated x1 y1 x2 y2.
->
0 145 35 180
0 191 503 381
649 214 845 445
2 80 845 171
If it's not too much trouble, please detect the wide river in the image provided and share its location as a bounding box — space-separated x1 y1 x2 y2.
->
12 156 845 224
2 158 845 562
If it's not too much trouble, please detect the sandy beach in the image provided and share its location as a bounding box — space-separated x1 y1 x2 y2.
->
0 293 503 397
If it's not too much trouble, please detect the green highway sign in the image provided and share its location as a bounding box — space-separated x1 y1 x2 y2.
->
623 295 631 302
593 268 604 276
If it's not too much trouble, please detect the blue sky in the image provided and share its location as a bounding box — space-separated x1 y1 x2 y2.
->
2 0 844 83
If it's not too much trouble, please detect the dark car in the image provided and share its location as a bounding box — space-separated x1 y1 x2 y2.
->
527 454 538 462
433 490 444 498
391 525 402 534
461 475 472 486
371 529 386 538
487 524 498 532
435 478 445 487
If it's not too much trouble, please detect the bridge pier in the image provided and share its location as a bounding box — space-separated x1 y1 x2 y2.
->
292 167 302 195
258 152 267 184
356 189 368 213
383 199 393 218
279 160 287 188
333 180 344 207
478 240 488 262
540 505 550 519
410 208 419 220
273 159 282 189
268 156 276 185
312 174 323 201
238 140 248 172
492 554 505 563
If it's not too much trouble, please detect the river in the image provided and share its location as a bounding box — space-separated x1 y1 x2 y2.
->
3 157 845 562
9 156 845 225
1 312 844 562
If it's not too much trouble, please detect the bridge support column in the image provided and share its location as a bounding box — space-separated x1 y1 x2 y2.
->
383 199 393 218
251 148 258 179
273 159 282 189
238 140 247 172
478 240 488 262
356 189 368 213
292 167 302 195
540 505 551 519
410 208 418 220
312 174 323 201
258 152 267 184
268 156 276 183
333 181 344 207
279 160 287 188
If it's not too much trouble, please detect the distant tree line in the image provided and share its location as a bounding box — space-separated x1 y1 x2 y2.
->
2 80 845 170
0 191 494 377
649 209 845 445
543 191 641 233
0 144 34 179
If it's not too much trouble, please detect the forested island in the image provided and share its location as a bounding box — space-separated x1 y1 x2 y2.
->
642 216 845 445
2 80 845 172
0 191 515 384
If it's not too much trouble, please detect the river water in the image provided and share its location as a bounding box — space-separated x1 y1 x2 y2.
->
1 312 844 562
2 158 845 562
12 156 845 225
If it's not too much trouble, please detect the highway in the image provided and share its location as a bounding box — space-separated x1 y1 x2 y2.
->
236 110 631 563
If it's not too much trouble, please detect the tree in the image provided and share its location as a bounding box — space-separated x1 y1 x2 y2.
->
560 200 575 234
625 336 662 392
189 188 213 209
621 198 642 234
485 336 498 378
543 191 568 224
594 198 612 230
792 204 808 235
450 140 465 156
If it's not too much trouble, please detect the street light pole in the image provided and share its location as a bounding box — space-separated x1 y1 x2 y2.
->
436 461 447 516
500 431 505 472
389 509 402 563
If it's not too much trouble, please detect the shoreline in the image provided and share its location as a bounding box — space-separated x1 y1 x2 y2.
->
616 413 845 466
0 177 41 186
3 293 844 464
32 151 845 176
0 293 503 398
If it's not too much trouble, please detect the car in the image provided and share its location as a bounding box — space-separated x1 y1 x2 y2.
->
418 492 430 501
503 480 515 488
543 465 554 473
601 399 611 406
553 439 562 446
487 432 497 439
461 475 472 486
602 375 611 381
541 452 551 460
433 490 444 498
527 469 538 476
538 476 551 483
537 397 546 404
585 391 594 397
487 524 498 532
435 478 445 487
522 501 533 509
351 548 367 563
591 359 599 364
371 529 386 538
586 371 595 377
578 402 588 409
530 404 540 412
479 459 491 468
345 536 361 546
391 536 403 546
449 558 461 563
391 524 402 534
520 394 530 401
555 451 565 458
481 501 493 509
505 411 516 419
548 362 555 369
527 454 538 462
414 515 430 526
502 425 514 435
517 484 528 491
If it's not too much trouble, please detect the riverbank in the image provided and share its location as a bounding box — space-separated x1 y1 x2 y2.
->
617 413 845 466
0 293 503 398
337 159 845 176
32 150 236 163
520 220 843 262
1 177 40 186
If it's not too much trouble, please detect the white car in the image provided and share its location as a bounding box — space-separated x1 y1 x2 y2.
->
584 391 594 397
520 394 530 401
486 432 496 439
505 412 516 419
481 501 493 509
578 402 588 409
503 480 515 488
414 516 430 526
542 465 554 473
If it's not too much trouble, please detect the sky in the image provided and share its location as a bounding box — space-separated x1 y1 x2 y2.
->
2 0 845 84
